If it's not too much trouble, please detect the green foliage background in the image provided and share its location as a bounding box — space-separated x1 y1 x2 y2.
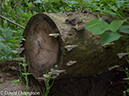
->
0 0 129 60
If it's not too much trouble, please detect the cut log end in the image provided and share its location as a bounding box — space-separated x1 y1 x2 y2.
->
23 14 60 78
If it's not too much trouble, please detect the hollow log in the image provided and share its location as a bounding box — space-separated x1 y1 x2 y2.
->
21 12 129 79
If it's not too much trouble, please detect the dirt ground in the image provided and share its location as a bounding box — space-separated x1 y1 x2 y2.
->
0 60 128 96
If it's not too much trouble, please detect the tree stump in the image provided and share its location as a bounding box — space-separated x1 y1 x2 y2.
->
21 12 129 79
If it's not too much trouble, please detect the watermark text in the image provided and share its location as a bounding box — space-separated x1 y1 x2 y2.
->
0 91 40 95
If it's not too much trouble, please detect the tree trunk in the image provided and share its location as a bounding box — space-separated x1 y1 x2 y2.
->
21 12 129 79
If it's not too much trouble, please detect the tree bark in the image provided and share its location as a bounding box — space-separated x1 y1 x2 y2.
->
21 12 129 79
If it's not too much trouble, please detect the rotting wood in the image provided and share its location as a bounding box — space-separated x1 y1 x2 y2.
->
21 12 129 79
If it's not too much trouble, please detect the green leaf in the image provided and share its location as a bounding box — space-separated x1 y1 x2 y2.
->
110 20 125 32
22 38 26 41
2 45 12 55
7 37 17 42
22 73 32 76
7 42 13 46
85 19 100 30
0 27 4 31
85 19 110 34
24 0 28 5
116 0 125 8
12 50 18 54
126 89 129 92
28 4 32 8
119 25 129 29
112 6 118 12
0 42 5 47
103 9 117 17
2 30 13 39
123 78 129 80
18 62 23 66
0 36 4 41
18 8 24 13
68 1 78 4
34 0 42 3
119 29 129 34
101 32 121 44
119 25 129 34
3 20 8 28
11 79 20 83
0 49 6 56
0 56 4 60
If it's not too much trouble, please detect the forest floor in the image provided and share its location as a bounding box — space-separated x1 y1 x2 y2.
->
0 60 128 96
0 60 30 96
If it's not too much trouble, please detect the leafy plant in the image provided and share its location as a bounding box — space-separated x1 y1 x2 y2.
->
119 25 129 34
123 66 129 96
0 26 19 61
18 57 32 96
11 57 32 96
85 18 126 44
39 70 54 96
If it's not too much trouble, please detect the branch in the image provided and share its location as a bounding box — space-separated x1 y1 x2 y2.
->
0 15 25 29
81 0 83 12
43 3 47 13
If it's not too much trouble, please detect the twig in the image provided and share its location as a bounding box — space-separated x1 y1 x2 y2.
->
81 0 83 12
43 3 47 13
0 15 25 29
